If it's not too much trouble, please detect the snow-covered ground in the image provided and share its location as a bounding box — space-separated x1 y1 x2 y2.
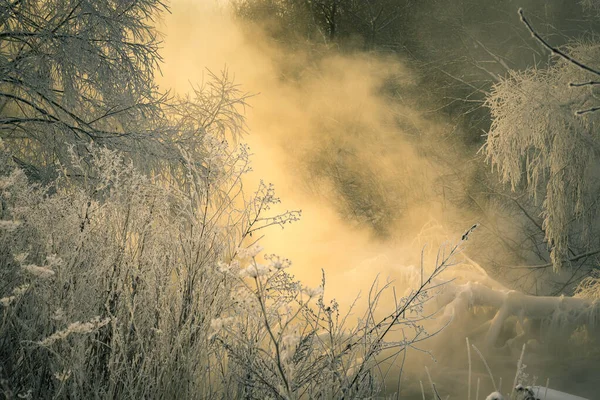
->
486 385 589 400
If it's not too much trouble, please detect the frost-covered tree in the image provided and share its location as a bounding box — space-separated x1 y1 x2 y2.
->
0 0 197 180
484 10 600 275
0 1 304 397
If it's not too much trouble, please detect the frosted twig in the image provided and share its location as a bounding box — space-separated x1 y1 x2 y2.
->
511 344 526 397
467 337 472 400
519 8 600 78
472 344 497 392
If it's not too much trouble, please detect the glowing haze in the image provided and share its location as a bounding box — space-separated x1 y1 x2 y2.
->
156 0 477 302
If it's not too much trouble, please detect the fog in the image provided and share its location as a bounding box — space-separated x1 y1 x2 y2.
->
159 0 466 291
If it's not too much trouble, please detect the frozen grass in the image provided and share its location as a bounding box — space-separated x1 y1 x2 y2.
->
0 134 473 399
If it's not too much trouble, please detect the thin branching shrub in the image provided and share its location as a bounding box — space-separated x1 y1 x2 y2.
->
210 234 470 399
